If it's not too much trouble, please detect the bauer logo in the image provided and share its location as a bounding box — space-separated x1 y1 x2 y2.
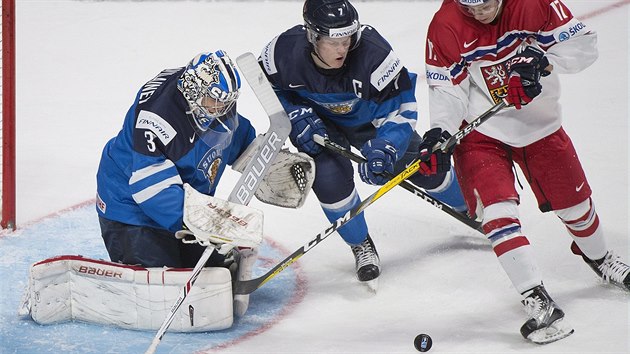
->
136 110 177 146
76 265 123 279
235 132 283 204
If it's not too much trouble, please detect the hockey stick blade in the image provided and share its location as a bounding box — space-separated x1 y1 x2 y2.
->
145 52 291 354
313 134 482 233
234 102 506 295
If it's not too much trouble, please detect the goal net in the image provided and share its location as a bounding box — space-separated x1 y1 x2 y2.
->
1 0 16 230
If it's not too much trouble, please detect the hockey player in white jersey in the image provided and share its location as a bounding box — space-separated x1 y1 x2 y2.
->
424 0 630 344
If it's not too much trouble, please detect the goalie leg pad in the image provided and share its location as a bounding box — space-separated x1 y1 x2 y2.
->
20 255 234 332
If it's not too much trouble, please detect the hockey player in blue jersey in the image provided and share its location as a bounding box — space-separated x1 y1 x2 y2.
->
258 0 466 289
96 50 256 269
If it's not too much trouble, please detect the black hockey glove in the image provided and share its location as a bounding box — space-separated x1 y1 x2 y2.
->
417 128 452 176
506 46 551 109
288 107 328 156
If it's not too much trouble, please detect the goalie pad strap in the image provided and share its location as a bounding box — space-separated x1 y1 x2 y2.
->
20 255 234 332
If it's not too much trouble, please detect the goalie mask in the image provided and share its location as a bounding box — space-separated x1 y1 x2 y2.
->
178 50 241 148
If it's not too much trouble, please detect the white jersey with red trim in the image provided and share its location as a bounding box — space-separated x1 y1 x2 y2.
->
425 0 597 147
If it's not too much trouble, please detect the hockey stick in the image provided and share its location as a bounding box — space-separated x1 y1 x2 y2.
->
145 52 291 354
233 100 506 295
312 134 483 233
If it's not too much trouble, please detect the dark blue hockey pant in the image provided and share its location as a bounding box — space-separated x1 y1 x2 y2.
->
99 217 226 268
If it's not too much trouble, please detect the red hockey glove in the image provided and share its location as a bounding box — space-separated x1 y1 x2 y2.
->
417 128 452 176
506 46 551 109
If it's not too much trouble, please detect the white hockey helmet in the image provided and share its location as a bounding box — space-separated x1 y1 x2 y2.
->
455 0 503 23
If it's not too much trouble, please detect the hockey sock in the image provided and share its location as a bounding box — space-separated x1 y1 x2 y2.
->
321 188 368 245
484 201 542 293
556 198 607 260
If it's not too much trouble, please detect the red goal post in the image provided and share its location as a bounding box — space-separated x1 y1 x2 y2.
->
1 0 16 230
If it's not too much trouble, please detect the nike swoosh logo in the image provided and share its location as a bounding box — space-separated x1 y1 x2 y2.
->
575 182 585 192
189 135 195 143
463 39 478 48
289 83 305 89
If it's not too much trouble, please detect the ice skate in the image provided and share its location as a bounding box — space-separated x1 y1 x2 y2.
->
520 285 574 344
582 251 630 291
350 235 380 292
233 247 258 316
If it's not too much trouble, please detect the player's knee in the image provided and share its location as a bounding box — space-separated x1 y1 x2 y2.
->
554 198 592 223
482 201 521 241
312 152 354 201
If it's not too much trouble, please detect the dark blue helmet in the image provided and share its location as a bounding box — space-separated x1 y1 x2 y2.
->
303 0 361 48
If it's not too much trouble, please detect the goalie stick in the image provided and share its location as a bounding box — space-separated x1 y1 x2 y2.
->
313 134 483 233
233 100 506 295
145 52 291 354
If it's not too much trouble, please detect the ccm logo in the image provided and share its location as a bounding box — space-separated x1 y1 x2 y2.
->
235 132 283 204
78 265 123 279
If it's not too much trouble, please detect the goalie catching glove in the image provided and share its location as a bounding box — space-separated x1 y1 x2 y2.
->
175 184 264 249
232 134 316 208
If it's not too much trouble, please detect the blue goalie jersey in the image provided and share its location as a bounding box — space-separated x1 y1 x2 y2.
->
96 67 255 233
259 24 418 155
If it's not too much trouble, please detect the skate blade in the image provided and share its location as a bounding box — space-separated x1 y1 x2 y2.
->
362 278 378 293
527 318 575 344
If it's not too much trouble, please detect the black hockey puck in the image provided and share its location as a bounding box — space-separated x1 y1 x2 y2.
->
413 333 432 352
